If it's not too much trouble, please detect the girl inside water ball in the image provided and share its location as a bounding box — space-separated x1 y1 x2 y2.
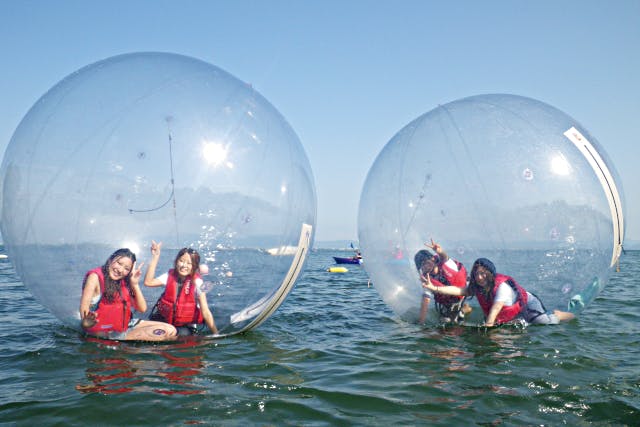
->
80 248 178 341
144 241 218 336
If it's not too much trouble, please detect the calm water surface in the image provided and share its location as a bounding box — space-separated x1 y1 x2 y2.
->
0 248 638 426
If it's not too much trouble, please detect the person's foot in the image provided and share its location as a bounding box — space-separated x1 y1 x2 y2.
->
568 294 584 312
554 310 576 322
569 277 601 312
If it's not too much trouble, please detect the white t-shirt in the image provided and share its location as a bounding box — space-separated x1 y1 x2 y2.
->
156 273 204 297
443 258 460 272
494 280 518 306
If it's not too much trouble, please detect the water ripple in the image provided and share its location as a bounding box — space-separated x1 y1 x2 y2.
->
1 248 639 425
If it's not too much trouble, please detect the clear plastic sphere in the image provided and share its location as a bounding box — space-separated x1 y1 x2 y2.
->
358 94 625 323
0 52 316 335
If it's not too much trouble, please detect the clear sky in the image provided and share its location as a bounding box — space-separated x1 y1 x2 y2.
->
1 0 638 243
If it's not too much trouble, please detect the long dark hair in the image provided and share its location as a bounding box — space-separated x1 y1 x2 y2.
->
101 248 137 302
468 258 496 298
173 247 200 281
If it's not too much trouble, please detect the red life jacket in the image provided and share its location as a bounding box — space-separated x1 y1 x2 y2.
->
430 259 467 306
83 267 134 335
475 273 528 324
156 270 204 326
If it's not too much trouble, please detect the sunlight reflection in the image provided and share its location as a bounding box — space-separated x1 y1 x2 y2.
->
203 141 230 167
550 154 571 176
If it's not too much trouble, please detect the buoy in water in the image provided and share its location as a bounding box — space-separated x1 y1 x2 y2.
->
327 266 349 273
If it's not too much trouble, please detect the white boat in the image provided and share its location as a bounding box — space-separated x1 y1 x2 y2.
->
265 245 298 256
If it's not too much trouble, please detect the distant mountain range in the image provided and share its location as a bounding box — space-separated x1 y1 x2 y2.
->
314 240 360 250
2 238 637 251
314 239 640 250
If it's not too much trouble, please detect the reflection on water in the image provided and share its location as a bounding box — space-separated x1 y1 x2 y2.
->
76 338 208 395
1 248 638 425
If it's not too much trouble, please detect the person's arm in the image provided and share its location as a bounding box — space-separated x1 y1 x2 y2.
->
79 273 100 324
419 294 430 323
144 240 165 287
428 238 449 263
484 301 504 327
130 262 147 313
198 292 218 334
422 273 469 296
484 281 515 326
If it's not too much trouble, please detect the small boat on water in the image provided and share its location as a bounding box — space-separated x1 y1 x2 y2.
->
266 245 297 256
333 256 362 265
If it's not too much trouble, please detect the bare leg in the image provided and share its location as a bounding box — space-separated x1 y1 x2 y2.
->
553 310 576 322
418 296 430 323
124 320 178 341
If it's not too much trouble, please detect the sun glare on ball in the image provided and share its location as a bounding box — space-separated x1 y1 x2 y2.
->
122 241 141 256
551 154 572 176
0 52 317 336
203 141 229 167
358 94 624 323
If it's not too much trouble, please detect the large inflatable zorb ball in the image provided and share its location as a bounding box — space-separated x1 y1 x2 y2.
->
0 52 316 336
358 94 624 323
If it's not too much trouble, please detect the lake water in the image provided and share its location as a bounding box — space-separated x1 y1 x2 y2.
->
0 247 638 426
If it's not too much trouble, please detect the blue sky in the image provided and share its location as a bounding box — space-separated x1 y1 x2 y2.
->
1 0 639 243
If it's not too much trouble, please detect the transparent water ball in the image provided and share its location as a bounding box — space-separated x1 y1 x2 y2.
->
358 94 624 323
0 52 316 336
